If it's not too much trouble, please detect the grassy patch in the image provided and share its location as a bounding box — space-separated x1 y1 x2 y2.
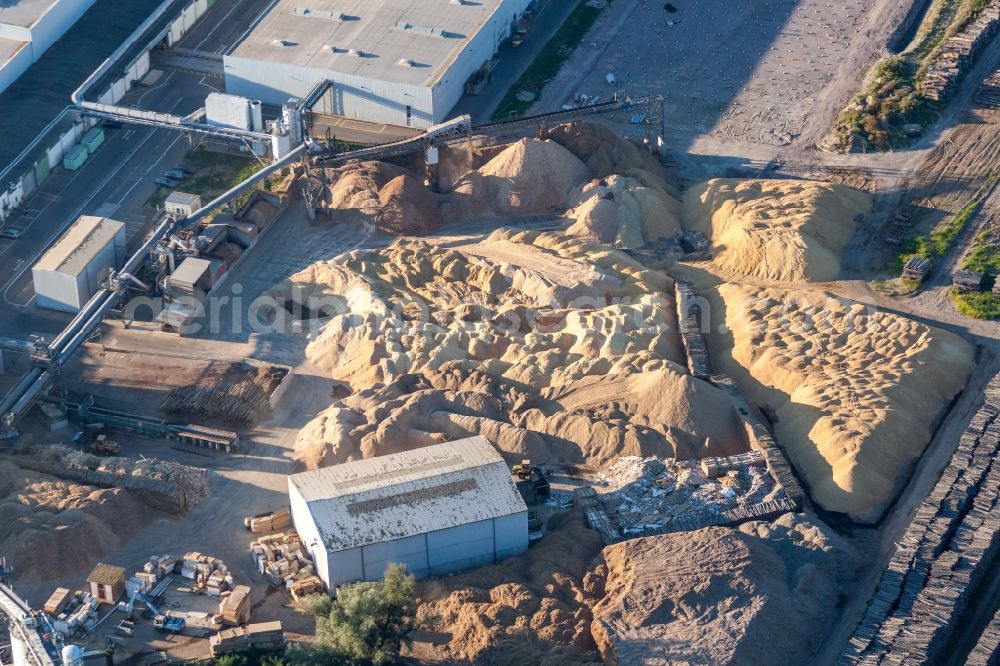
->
492 0 606 120
181 150 265 199
951 289 1000 319
829 0 993 151
889 199 980 273
962 234 1000 274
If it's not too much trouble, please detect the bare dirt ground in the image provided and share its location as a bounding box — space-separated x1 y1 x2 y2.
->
531 0 914 148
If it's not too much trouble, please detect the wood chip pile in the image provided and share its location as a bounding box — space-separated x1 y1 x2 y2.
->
250 531 324 601
840 373 1000 664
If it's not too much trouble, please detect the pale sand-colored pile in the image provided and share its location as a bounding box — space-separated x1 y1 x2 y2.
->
718 285 975 518
410 512 853 665
683 179 871 282
0 461 154 582
591 513 856 665
277 230 746 468
445 138 591 220
566 174 682 248
410 512 605 665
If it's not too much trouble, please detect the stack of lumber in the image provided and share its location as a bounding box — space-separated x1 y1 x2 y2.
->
43 588 71 615
921 5 1000 103
178 552 233 594
219 585 252 626
210 621 286 656
251 530 325 600
248 511 292 534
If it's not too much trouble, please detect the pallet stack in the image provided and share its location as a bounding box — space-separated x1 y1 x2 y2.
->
250 530 325 600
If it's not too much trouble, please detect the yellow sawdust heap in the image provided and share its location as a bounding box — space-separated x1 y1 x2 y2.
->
683 179 872 282
718 284 974 518
276 230 747 468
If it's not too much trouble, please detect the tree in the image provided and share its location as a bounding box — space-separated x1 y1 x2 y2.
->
306 563 427 665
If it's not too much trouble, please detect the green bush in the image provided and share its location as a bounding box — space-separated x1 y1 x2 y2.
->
952 290 1000 319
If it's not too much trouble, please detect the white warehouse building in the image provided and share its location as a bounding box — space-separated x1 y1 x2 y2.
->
224 0 534 128
0 0 98 94
32 215 126 313
288 436 529 590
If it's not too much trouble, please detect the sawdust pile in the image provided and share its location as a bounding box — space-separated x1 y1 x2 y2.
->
445 137 591 220
0 461 155 582
591 513 856 665
308 122 681 245
566 174 682 248
683 179 871 282
718 285 974 519
410 511 605 665
276 230 747 468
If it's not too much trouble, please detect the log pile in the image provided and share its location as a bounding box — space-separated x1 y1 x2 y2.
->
921 5 1000 103
250 531 325 600
161 364 286 424
840 373 1000 664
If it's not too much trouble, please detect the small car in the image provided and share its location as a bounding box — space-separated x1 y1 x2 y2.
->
155 177 177 188
176 164 196 174
165 169 186 180
0 227 23 239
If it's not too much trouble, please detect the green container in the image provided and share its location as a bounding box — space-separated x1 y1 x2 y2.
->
82 127 104 155
63 145 87 171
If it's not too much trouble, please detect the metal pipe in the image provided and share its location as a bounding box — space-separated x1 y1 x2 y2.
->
5 370 52 424
0 368 43 416
0 336 31 355
48 289 113 353
182 143 306 227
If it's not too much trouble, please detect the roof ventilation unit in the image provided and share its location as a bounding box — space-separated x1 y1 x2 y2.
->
272 39 293 47
347 48 363 57
398 58 414 67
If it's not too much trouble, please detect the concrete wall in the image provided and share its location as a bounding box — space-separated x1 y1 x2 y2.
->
26 0 99 60
288 478 329 591
224 56 433 128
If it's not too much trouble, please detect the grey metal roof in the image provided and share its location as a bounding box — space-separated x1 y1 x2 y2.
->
33 215 123 276
289 436 526 551
165 191 202 208
228 0 508 88
170 257 211 287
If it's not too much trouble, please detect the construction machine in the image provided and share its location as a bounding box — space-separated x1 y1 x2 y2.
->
89 434 120 456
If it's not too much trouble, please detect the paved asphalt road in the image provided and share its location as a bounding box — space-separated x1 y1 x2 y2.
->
450 0 581 123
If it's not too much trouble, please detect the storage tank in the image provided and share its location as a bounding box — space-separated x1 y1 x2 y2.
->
62 644 85 666
281 99 302 145
271 123 292 159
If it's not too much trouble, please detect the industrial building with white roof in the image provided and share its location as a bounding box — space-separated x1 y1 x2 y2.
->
224 0 534 127
288 435 528 589
32 214 126 313
0 0 97 93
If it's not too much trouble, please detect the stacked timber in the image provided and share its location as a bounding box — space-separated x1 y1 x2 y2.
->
575 486 622 543
967 606 1000 665
839 374 1000 665
701 451 766 478
250 531 324 600
219 585 252 626
674 280 711 378
710 373 805 504
210 621 286 657
921 5 1000 103
43 588 71 615
248 511 292 534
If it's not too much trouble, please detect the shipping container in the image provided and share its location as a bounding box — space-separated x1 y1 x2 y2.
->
82 127 104 154
62 144 87 171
